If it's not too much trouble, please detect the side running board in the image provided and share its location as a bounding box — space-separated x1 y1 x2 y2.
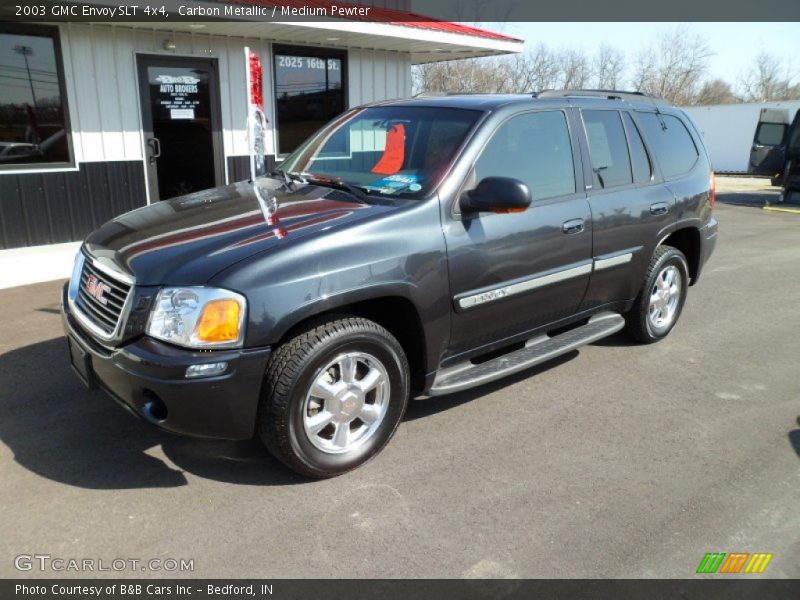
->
429 312 625 396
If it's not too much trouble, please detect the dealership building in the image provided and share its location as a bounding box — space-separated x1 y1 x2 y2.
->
0 1 522 285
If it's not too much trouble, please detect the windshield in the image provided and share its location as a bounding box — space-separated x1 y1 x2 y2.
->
278 106 482 197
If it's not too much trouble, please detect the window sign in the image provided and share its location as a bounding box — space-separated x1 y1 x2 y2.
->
274 45 346 155
153 73 201 121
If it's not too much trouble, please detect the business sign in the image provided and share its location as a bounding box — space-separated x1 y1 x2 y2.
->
154 73 201 121
244 47 268 181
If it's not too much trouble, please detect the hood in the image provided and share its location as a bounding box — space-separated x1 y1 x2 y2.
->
83 178 398 286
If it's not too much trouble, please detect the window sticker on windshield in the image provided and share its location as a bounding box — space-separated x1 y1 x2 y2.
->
365 173 422 194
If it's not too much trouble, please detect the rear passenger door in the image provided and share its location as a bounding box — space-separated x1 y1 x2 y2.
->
579 109 676 308
443 110 592 358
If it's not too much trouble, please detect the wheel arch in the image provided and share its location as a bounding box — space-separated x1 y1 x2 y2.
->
661 227 701 285
274 292 430 396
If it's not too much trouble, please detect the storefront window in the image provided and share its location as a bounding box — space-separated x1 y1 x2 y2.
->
273 45 346 155
0 25 71 168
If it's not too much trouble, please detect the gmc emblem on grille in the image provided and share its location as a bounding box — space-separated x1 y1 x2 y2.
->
85 274 112 305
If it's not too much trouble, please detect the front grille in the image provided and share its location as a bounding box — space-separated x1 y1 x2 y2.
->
75 258 132 336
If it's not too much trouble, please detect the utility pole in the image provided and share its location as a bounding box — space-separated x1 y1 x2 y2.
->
14 45 37 108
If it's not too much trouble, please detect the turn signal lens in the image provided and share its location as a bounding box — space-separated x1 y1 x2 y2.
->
194 299 241 343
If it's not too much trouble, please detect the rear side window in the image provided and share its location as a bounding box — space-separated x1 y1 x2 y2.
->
638 113 699 179
475 111 575 201
622 112 653 185
754 122 787 146
582 110 632 189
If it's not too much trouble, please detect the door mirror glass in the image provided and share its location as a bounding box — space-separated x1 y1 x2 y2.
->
460 176 532 214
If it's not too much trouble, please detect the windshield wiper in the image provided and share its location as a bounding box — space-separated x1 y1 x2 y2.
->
301 173 371 204
266 168 304 191
267 169 370 203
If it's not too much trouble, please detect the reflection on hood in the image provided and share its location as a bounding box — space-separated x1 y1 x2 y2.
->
84 178 397 286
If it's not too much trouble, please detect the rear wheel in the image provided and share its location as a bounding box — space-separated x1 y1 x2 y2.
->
625 246 689 343
258 316 409 478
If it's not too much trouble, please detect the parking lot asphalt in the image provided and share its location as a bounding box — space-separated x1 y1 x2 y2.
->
1 187 798 579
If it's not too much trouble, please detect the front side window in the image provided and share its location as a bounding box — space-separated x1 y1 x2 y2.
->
274 45 345 155
474 111 576 201
582 110 632 189
0 25 71 168
638 113 699 180
280 105 481 197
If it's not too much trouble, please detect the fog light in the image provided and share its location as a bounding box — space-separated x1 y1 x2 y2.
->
185 362 228 379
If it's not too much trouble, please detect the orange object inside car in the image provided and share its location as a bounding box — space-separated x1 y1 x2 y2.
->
371 123 406 175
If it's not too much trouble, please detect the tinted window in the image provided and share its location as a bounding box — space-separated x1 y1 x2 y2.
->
638 113 699 179
0 26 71 167
582 110 632 189
475 111 575 200
274 46 345 155
623 112 652 184
755 122 786 146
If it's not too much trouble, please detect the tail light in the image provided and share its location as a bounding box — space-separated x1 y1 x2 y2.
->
709 171 716 210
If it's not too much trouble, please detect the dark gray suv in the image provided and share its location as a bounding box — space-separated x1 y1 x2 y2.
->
62 90 718 478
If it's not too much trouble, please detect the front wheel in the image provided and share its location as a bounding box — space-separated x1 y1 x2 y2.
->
258 316 409 478
625 246 689 343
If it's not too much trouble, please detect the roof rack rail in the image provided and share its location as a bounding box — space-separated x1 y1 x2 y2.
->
413 91 498 97
537 89 670 106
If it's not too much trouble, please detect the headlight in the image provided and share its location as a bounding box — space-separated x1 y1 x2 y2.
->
146 287 247 349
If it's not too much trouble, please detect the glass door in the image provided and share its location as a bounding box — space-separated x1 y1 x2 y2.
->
137 55 224 201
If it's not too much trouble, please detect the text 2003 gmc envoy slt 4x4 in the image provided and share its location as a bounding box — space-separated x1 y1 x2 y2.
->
62 90 718 478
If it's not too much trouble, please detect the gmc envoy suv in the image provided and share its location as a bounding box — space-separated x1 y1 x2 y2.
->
62 90 718 478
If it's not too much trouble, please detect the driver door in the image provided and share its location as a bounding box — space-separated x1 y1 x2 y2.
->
443 110 592 358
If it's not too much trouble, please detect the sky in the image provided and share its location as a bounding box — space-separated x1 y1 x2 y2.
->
494 22 799 85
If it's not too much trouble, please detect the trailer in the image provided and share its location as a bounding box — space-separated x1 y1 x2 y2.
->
682 101 800 174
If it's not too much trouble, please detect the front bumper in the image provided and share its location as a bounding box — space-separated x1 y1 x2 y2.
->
62 283 271 440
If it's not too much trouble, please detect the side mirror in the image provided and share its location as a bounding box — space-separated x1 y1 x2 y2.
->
460 176 532 214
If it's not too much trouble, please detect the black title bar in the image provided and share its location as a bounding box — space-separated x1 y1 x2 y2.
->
4 579 800 600
0 0 799 22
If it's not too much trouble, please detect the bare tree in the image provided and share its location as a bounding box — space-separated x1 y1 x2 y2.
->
412 57 509 95
412 27 765 106
593 44 625 89
695 79 738 105
739 51 800 101
557 49 592 89
630 28 713 104
514 44 559 91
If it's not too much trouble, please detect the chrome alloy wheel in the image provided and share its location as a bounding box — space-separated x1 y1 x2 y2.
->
302 352 390 454
648 264 682 331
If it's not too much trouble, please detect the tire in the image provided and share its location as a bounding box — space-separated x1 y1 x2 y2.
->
625 245 689 344
258 316 409 478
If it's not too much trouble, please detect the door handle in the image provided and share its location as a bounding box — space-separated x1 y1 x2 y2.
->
562 218 585 234
650 202 669 216
147 137 161 162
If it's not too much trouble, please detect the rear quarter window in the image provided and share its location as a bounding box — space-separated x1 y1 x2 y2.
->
638 113 699 180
